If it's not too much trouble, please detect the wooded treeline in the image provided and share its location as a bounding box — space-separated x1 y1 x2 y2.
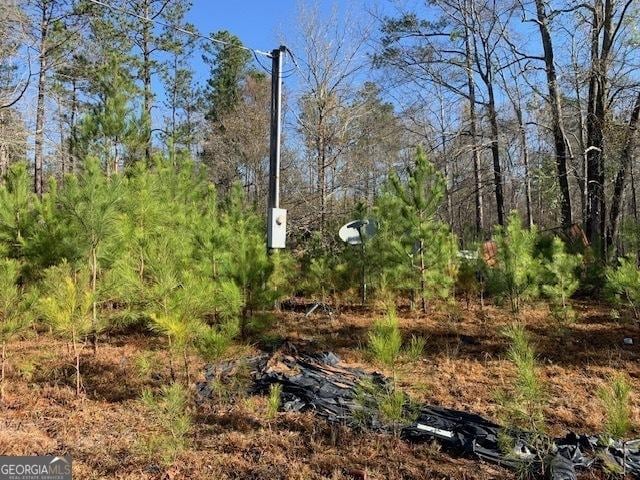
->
1 0 640 258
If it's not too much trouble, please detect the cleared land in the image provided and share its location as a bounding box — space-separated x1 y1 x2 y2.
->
0 300 638 479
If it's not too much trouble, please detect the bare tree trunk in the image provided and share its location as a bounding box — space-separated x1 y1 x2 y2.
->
571 51 588 222
534 0 573 228
586 0 614 257
142 0 153 165
463 14 484 235
631 161 638 223
486 79 505 226
318 138 327 233
518 113 533 229
57 98 65 181
69 79 78 174
0 144 7 181
34 6 50 197
608 91 640 249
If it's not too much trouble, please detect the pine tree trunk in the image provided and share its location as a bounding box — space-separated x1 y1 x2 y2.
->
183 349 190 386
57 99 65 181
91 246 98 355
72 330 80 396
420 240 427 314
34 7 49 197
170 54 178 164
142 0 152 165
69 79 78 173
167 336 176 382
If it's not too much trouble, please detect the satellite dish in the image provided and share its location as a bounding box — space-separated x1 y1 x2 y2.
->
338 219 377 245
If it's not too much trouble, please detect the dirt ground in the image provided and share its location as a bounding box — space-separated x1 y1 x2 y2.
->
0 299 638 479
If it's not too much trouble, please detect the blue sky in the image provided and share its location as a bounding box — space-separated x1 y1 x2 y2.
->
186 1 300 55
181 0 377 85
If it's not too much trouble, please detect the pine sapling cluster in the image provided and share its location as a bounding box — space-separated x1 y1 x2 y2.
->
606 257 640 321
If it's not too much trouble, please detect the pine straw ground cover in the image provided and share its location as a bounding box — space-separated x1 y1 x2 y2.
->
0 300 638 479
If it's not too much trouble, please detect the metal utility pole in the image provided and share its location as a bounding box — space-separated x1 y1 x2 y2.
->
267 45 287 249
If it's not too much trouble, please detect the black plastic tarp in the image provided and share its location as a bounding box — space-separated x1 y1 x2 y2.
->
197 352 640 479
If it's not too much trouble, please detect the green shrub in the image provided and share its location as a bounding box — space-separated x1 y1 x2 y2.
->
606 257 640 320
305 254 347 305
139 383 192 466
542 238 581 326
368 308 402 368
598 374 633 440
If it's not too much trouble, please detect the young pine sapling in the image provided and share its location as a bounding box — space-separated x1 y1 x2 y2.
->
542 237 581 327
606 257 640 321
57 159 122 353
139 383 192 465
0 258 31 400
368 307 403 369
496 323 549 468
378 148 458 312
598 373 633 440
39 262 93 395
489 213 542 313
